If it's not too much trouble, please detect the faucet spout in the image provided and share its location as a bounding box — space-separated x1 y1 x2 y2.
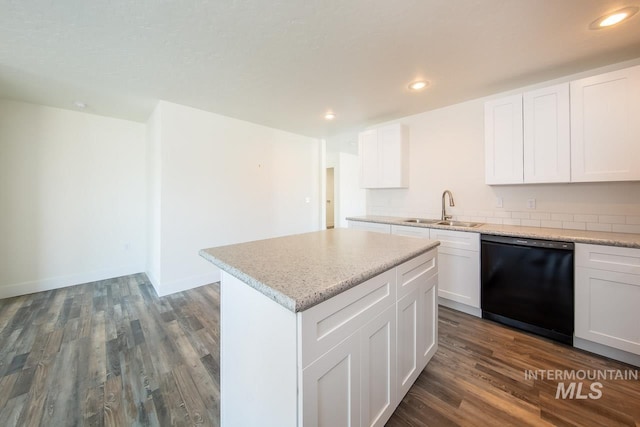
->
441 190 455 220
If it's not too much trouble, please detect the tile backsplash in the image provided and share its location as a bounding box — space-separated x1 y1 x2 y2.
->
367 206 640 234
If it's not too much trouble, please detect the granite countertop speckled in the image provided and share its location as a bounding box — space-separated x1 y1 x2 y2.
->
346 215 640 249
199 228 439 312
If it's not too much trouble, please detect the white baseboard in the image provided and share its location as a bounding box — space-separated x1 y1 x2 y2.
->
438 297 482 317
0 264 144 300
574 337 640 368
154 270 220 297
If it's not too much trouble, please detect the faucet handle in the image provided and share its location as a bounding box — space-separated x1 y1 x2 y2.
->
444 215 453 220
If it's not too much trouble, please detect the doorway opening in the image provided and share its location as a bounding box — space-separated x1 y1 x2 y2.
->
326 167 335 229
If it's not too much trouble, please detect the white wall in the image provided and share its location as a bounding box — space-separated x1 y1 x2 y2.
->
146 105 162 288
150 101 322 296
0 99 146 298
365 59 640 234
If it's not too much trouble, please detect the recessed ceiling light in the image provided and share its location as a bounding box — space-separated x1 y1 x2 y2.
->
73 101 87 109
324 112 336 120
408 80 430 91
590 7 638 29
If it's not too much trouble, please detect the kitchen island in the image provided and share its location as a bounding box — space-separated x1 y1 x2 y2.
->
200 228 440 427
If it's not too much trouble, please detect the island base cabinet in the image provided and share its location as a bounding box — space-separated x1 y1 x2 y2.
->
360 305 397 427
302 333 361 427
419 273 438 368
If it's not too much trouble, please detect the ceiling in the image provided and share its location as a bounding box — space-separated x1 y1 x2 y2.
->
2 0 640 138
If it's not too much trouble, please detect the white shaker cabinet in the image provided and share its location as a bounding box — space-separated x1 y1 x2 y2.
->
570 65 640 182
359 123 409 189
523 83 571 183
484 94 523 184
360 305 397 427
301 249 438 427
575 244 640 356
485 83 571 185
302 332 361 427
429 229 480 310
395 253 438 402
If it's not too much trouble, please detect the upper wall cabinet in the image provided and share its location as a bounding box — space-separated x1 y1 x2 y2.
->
484 84 570 185
359 123 409 188
570 65 640 182
484 94 524 184
524 83 571 183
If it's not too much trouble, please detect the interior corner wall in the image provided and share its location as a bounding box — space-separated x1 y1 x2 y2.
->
0 99 147 299
146 104 162 289
153 101 322 296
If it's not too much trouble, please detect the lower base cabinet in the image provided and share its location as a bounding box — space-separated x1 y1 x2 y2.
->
301 250 438 427
302 332 361 427
575 243 640 356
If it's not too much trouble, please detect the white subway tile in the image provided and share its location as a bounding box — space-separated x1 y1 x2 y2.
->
457 215 471 221
587 223 612 232
562 221 586 230
512 212 530 219
551 213 574 222
541 220 563 229
530 212 551 220
574 214 598 223
612 224 640 234
627 216 640 225
599 215 626 224
521 219 541 227
485 217 504 225
503 219 521 226
470 216 487 223
492 211 512 218
477 210 495 217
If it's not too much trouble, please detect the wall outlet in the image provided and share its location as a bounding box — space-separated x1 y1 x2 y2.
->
496 197 503 208
527 198 536 209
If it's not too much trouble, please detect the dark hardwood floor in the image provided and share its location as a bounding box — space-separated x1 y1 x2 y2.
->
1 274 639 426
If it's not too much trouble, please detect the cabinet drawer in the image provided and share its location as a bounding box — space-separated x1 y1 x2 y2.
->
391 225 431 238
299 269 396 368
575 243 640 275
429 229 479 251
397 249 438 300
348 221 391 234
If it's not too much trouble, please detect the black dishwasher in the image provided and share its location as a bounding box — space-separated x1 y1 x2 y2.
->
480 234 574 345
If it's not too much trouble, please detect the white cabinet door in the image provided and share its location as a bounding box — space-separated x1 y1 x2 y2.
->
570 64 640 182
430 230 480 308
396 287 420 401
484 94 524 184
378 124 409 188
348 220 391 234
360 304 397 427
359 124 409 189
359 129 379 188
418 273 438 369
302 332 361 427
574 243 640 356
436 246 480 308
523 83 571 183
575 267 640 355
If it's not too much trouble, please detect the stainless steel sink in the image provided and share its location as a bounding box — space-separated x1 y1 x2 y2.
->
436 220 483 228
402 218 440 224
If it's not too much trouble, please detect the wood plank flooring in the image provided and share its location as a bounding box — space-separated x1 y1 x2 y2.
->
0 274 220 426
1 274 639 426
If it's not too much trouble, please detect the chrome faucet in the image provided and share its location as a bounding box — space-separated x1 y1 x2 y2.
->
441 190 455 220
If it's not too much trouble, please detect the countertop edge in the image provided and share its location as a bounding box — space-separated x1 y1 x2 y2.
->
346 216 640 249
199 241 440 313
